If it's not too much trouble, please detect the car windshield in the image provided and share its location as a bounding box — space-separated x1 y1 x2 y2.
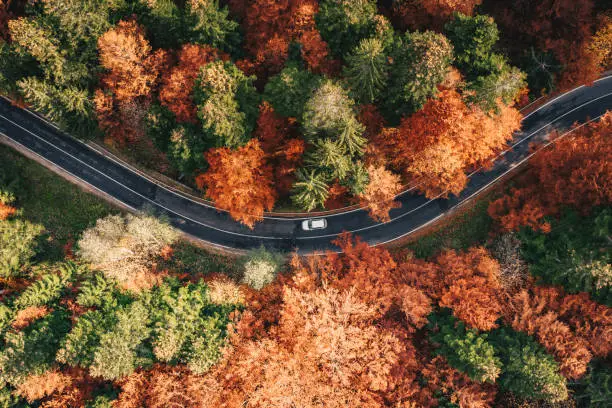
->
311 219 325 228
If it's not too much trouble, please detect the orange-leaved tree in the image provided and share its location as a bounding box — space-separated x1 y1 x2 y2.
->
254 102 304 196
97 20 167 102
95 20 167 145
393 0 483 31
359 164 402 222
505 286 593 379
488 111 612 232
196 139 276 228
376 89 521 198
229 0 333 79
159 44 228 124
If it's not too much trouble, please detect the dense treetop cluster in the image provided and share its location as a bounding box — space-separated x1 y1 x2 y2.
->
1 0 609 226
0 104 611 406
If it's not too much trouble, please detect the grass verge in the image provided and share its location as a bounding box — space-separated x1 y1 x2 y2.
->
400 198 494 259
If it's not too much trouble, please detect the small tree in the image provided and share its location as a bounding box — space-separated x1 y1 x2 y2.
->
193 60 259 148
90 301 151 381
263 64 322 118
291 169 330 211
358 165 401 222
429 313 502 383
196 139 276 228
241 246 284 290
384 30 453 122
316 0 378 57
490 233 528 294
77 213 179 291
343 37 388 103
302 80 366 156
0 218 44 278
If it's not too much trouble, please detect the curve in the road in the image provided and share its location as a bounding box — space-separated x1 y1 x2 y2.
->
1 76 611 253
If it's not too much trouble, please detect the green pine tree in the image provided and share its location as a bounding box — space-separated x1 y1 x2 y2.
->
490 327 568 403
291 169 330 211
428 312 502 383
344 38 388 103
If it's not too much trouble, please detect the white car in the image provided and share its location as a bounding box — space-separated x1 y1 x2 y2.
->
302 218 327 231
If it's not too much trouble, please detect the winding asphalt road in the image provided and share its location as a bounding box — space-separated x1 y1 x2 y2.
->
1 76 611 253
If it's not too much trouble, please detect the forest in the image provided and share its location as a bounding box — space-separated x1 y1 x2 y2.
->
0 0 610 226
0 0 611 407
0 111 610 406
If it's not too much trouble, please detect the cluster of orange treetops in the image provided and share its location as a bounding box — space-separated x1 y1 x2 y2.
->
17 233 610 408
10 111 611 406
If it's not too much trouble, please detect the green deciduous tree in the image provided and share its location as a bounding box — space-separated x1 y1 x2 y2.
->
429 312 502 384
56 310 117 368
316 0 379 58
445 13 526 111
186 0 241 55
89 301 151 380
145 279 237 373
0 310 71 387
343 37 388 104
490 327 568 403
383 30 453 122
573 360 612 407
445 13 500 79
0 218 44 278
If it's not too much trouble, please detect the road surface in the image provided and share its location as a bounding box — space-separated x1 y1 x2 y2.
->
1 76 611 253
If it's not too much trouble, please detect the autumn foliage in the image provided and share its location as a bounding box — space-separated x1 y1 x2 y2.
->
485 0 604 91
489 111 612 232
358 164 402 222
159 44 229 124
0 202 17 220
97 20 167 102
229 0 333 78
254 102 304 196
95 20 168 145
196 139 276 228
376 89 522 198
393 0 483 31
